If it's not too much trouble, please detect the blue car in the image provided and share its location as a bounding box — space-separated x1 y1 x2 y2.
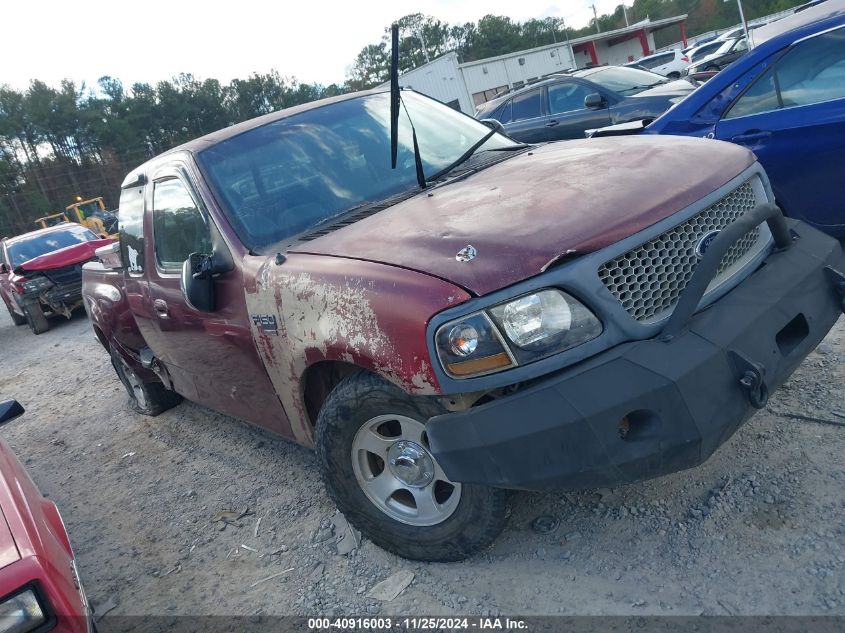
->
593 1 845 236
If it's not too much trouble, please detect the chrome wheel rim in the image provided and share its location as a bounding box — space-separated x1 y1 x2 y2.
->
120 358 147 409
351 414 461 526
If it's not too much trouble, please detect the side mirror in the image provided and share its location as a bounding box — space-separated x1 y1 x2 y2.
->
181 252 215 312
95 241 123 269
0 400 24 425
479 118 506 133
585 93 606 109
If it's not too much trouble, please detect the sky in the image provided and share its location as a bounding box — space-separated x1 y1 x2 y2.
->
4 0 625 92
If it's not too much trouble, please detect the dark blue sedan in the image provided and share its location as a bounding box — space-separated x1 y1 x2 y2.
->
594 2 845 236
474 66 695 143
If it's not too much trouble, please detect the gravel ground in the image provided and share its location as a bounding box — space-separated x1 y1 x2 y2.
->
0 307 843 618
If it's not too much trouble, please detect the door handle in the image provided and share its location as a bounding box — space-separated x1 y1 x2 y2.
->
731 130 771 143
153 299 169 318
546 119 559 127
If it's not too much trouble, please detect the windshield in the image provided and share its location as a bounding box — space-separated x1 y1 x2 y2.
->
76 201 103 218
690 42 719 60
576 66 667 94
7 225 98 266
715 38 741 55
198 91 516 250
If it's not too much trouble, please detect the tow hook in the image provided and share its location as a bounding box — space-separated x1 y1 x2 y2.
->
824 266 845 313
729 351 769 410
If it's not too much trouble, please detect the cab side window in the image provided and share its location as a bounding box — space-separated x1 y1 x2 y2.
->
511 89 542 121
493 100 512 123
548 82 593 114
725 28 845 119
152 179 212 271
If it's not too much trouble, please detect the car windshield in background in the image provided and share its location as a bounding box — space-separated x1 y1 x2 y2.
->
575 66 668 94
714 38 741 55
198 91 516 251
7 226 97 266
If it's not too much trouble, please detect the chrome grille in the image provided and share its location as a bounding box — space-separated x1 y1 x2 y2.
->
598 181 763 323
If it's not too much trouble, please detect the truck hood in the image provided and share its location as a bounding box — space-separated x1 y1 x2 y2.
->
16 238 113 272
291 136 754 296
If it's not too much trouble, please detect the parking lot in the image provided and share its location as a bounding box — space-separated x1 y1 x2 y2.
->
1 306 843 617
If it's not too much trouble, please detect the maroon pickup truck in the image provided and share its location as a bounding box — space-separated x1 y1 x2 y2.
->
82 88 845 561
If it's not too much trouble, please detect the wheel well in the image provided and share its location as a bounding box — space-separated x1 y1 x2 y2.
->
302 361 362 427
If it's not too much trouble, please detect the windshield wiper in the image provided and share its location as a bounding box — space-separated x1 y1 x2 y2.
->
619 80 667 94
425 127 499 183
482 143 532 151
389 24 427 190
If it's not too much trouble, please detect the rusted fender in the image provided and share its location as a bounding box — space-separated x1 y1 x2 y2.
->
242 253 470 446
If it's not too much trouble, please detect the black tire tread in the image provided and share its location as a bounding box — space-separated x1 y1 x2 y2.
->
24 304 49 334
4 299 26 326
109 346 182 416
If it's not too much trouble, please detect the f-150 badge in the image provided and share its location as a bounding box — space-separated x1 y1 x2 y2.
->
251 314 279 335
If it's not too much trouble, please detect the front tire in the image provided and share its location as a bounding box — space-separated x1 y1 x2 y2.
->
4 299 26 326
315 372 509 562
24 304 49 334
110 346 182 416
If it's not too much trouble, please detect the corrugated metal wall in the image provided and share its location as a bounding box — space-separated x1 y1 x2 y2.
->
395 25 676 113
461 45 576 105
397 53 475 114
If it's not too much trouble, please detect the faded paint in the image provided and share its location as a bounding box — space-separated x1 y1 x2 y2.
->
243 253 470 446
291 136 756 296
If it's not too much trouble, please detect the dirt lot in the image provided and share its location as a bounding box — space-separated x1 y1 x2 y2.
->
0 306 843 618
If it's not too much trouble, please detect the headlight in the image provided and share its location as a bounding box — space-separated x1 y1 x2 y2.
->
435 313 515 378
0 587 48 633
21 277 53 294
435 289 602 378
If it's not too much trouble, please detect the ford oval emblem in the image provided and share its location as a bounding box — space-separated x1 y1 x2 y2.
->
456 245 477 262
695 230 720 259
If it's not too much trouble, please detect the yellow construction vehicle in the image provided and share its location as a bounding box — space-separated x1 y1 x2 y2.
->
33 212 71 229
65 196 118 239
34 196 118 239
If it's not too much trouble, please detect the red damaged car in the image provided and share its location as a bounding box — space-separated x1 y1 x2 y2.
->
82 88 845 561
0 400 92 632
0 225 112 334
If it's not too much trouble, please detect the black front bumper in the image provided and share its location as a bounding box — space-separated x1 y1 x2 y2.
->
43 282 83 305
21 282 83 312
426 219 845 491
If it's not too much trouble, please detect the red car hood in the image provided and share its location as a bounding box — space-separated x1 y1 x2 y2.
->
17 238 113 272
291 136 755 296
0 506 20 570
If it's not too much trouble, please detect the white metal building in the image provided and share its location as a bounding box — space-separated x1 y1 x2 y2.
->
394 15 689 114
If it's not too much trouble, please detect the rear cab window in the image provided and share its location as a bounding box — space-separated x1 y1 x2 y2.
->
119 185 145 274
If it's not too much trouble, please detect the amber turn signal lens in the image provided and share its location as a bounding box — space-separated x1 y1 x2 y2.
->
446 352 513 377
